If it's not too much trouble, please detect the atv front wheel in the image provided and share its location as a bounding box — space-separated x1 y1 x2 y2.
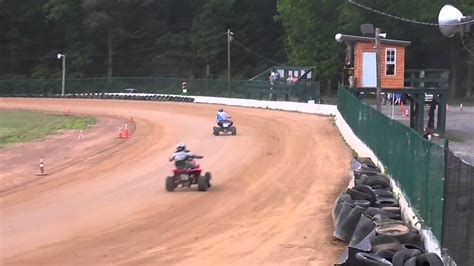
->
231 126 237 135
213 127 219 136
166 176 176 192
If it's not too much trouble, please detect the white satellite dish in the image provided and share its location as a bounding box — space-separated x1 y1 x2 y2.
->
57 53 63 59
438 5 464 37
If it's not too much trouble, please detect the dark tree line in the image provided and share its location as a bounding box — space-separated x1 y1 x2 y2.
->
0 0 472 97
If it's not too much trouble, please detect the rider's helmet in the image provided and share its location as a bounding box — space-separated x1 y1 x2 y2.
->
218 108 224 112
176 143 186 152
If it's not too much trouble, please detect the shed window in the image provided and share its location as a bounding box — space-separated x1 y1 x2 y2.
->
386 48 396 76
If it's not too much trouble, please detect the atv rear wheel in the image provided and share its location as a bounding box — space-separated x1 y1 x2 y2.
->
205 172 212 188
213 127 219 136
231 126 237 135
198 175 209 191
166 176 176 192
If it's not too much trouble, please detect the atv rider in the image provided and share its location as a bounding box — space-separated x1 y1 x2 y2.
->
169 143 203 169
216 108 233 127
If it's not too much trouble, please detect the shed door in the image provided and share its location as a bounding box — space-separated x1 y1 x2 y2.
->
362 52 377 87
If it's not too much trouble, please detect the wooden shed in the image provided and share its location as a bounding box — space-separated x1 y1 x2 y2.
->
336 34 411 89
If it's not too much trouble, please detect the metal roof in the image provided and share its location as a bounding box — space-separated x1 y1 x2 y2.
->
336 33 411 46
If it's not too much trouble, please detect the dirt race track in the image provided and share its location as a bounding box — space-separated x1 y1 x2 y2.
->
0 98 352 265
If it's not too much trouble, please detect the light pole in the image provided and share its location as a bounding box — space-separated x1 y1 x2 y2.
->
227 29 233 97
57 53 66 96
374 28 386 112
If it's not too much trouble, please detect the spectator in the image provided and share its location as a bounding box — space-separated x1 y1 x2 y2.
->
423 126 432 141
268 70 278 100
269 70 278 83
291 75 298 84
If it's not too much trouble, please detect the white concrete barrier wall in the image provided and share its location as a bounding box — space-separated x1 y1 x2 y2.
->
193 96 338 116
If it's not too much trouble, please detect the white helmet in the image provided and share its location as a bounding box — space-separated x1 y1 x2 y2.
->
176 143 186 152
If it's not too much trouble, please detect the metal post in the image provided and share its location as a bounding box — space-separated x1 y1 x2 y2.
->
227 29 231 97
375 28 382 112
391 93 395 119
61 55 66 96
441 138 449 245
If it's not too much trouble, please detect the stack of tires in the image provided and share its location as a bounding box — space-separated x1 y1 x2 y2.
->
333 157 443 266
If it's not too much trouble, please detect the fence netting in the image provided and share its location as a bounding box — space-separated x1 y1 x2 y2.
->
337 86 445 240
443 149 474 266
0 77 320 102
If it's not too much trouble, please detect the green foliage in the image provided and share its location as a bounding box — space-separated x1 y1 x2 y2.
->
0 0 473 95
276 0 344 80
0 110 96 147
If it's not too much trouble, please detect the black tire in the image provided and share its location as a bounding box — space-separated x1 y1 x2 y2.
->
356 157 377 168
375 248 396 262
166 176 176 192
354 185 377 205
370 235 401 253
392 249 421 266
346 188 372 201
381 207 401 215
213 127 219 136
364 175 391 189
197 175 208 191
416 253 443 266
403 256 417 266
231 126 237 135
375 198 399 208
353 200 371 208
376 223 410 242
374 189 394 198
205 172 212 188
354 252 392 265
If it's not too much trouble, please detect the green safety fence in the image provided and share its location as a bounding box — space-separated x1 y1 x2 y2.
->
0 77 320 102
337 85 445 239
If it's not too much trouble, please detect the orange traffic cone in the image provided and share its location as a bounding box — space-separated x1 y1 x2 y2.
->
460 103 464 112
36 157 48 176
124 124 129 139
400 102 405 116
118 127 123 139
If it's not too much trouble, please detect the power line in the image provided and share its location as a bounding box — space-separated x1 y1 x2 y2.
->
112 40 191 54
460 36 474 56
232 38 283 66
347 0 474 26
0 41 193 63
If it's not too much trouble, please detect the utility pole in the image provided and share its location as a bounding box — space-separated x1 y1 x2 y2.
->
62 54 66 96
57 53 66 96
375 28 382 112
227 29 232 97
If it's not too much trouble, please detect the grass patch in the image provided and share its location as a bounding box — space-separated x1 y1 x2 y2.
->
0 110 96 147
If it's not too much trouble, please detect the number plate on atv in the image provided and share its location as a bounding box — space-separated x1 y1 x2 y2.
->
223 123 229 127
180 174 189 181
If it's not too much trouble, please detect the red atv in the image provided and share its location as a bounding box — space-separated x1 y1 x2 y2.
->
166 156 211 192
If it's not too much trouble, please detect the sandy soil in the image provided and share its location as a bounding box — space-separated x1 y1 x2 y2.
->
0 98 352 265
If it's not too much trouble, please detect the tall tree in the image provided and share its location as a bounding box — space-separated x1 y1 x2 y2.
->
81 0 157 79
191 0 233 78
276 0 344 92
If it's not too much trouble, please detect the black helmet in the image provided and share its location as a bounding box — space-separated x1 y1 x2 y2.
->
176 143 186 152
218 108 224 112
